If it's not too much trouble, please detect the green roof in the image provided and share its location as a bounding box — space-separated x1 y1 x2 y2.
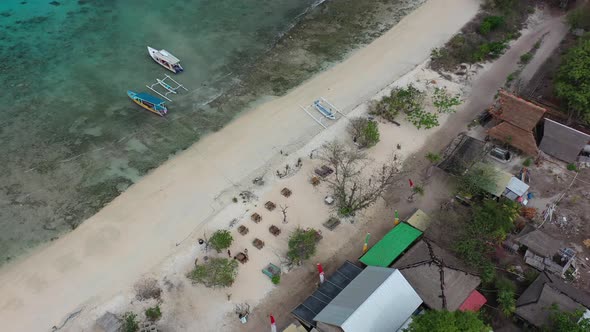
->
360 223 422 267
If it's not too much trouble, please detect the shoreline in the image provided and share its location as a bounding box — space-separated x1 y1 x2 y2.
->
0 0 482 330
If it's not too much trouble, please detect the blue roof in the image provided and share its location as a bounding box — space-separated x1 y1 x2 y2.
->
136 93 165 105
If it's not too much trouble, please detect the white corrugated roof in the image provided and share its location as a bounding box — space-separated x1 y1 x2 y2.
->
314 267 422 332
506 177 529 196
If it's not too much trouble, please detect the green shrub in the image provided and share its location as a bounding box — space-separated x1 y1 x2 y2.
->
122 312 139 332
495 277 516 316
432 87 462 114
520 52 533 64
209 230 233 253
426 152 441 164
567 163 577 171
145 305 162 321
271 275 280 285
479 16 505 34
362 121 380 147
287 228 319 264
187 258 239 288
523 158 532 167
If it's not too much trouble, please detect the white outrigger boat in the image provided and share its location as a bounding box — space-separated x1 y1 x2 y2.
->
147 46 184 73
313 99 336 120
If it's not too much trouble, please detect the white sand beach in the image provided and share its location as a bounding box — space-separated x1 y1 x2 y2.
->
0 1 482 331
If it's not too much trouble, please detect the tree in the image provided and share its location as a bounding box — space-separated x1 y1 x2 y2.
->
455 199 518 282
287 227 319 264
187 258 239 288
122 312 139 332
209 230 233 253
405 310 490 332
319 141 402 216
495 277 516 316
547 307 590 332
457 163 499 197
432 87 462 114
348 117 380 148
555 38 590 123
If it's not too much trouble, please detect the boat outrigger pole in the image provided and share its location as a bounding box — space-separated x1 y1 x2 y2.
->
146 75 189 102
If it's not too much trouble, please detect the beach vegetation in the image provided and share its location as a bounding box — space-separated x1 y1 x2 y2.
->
519 52 533 64
318 141 402 217
431 1 533 71
548 306 590 331
209 230 233 253
369 84 425 122
405 309 490 332
432 87 462 114
479 15 505 35
406 109 440 129
555 37 590 123
348 117 380 148
187 258 239 288
287 227 319 265
457 163 499 197
567 163 578 171
145 305 162 321
122 312 139 332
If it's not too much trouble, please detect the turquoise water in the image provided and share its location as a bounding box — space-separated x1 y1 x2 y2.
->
0 0 320 258
0 0 424 262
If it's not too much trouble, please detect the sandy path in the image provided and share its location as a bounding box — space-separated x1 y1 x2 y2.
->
0 1 481 331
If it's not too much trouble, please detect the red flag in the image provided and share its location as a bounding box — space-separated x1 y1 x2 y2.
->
317 263 325 284
270 314 277 332
409 179 414 188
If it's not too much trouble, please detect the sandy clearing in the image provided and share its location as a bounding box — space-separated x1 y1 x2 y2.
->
0 1 481 331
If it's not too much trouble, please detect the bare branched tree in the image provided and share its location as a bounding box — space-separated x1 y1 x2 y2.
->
280 205 289 224
319 141 403 216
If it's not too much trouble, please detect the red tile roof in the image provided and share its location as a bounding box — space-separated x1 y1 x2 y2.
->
459 290 487 312
493 90 546 131
488 122 539 156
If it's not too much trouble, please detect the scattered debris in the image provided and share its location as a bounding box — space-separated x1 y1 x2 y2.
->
134 278 162 301
234 303 250 324
310 176 321 186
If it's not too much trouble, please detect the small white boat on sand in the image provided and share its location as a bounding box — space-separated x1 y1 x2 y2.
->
147 46 184 73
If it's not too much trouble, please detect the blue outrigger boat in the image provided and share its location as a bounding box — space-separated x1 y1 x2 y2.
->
313 99 336 120
127 90 168 116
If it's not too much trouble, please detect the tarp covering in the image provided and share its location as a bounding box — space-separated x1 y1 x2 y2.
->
406 209 431 232
360 223 422 267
